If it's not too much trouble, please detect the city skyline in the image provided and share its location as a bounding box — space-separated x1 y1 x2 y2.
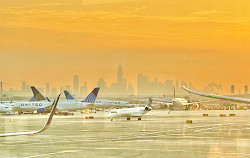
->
1 65 250 97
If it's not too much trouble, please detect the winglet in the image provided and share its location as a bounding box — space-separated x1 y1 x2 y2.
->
36 94 61 133
0 94 61 137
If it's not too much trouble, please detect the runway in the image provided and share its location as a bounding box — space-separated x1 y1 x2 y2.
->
1 110 250 158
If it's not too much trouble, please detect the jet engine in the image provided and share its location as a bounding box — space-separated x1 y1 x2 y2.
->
145 107 152 111
37 108 46 113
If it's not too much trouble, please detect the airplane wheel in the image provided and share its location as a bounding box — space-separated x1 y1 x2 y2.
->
111 118 113 121
138 118 141 120
127 117 130 121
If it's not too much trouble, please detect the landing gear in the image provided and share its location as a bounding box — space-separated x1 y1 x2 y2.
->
111 118 113 121
18 111 23 115
127 117 130 121
138 117 141 120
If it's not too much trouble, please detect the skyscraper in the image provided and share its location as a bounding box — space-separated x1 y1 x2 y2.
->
245 85 248 94
117 65 123 86
117 65 126 95
231 85 235 94
80 82 87 97
73 75 79 96
0 82 2 95
51 87 57 97
22 81 26 92
46 83 50 96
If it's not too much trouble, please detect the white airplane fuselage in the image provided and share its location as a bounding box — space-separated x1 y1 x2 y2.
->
172 98 189 106
107 107 150 118
95 99 132 108
3 100 92 113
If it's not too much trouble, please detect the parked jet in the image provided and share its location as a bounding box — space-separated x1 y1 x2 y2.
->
29 86 100 112
183 86 250 104
153 84 201 112
107 98 152 121
64 90 132 108
0 94 60 137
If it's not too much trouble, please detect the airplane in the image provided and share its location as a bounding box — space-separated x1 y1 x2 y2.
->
107 98 152 121
0 94 60 137
183 86 250 104
153 84 201 112
0 87 100 114
64 90 133 108
29 86 100 112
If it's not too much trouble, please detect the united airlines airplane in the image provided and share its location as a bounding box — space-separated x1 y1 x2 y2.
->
0 94 60 137
5 87 100 114
64 90 133 108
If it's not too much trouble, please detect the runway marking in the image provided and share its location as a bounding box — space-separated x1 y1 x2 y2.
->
27 150 82 158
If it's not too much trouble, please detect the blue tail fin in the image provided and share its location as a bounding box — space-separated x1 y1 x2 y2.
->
82 87 100 103
31 86 46 101
64 90 75 100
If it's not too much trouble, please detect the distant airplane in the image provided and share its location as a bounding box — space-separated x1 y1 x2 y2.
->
153 84 201 112
64 90 133 108
183 86 250 104
0 94 60 137
29 86 100 112
107 98 152 121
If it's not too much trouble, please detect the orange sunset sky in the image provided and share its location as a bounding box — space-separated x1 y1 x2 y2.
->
0 0 250 93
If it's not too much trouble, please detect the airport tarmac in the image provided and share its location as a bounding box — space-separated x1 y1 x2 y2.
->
1 110 250 158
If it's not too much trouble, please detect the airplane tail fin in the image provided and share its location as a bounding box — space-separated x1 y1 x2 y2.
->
82 87 100 103
31 86 46 101
37 94 61 134
146 98 153 107
64 90 75 100
29 96 35 101
145 98 152 111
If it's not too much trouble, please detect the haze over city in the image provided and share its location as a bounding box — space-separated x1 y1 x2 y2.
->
1 0 250 92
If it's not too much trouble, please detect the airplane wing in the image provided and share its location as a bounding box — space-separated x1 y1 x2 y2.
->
153 101 173 106
183 86 250 104
0 94 61 137
153 98 172 103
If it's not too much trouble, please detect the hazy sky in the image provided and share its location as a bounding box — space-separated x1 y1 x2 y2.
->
0 0 250 92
